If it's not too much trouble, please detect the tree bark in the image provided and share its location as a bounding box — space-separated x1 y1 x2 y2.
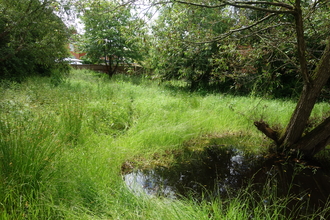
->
295 116 330 156
279 37 330 148
254 120 279 144
254 33 330 157
277 0 310 147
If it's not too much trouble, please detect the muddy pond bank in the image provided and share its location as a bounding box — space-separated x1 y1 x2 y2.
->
122 144 330 217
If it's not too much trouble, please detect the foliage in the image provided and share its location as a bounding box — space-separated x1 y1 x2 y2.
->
0 0 70 81
148 3 235 91
147 0 330 98
78 0 147 76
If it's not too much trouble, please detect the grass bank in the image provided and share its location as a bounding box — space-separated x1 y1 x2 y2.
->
0 70 329 219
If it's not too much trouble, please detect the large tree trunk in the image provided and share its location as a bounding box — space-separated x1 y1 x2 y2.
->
281 38 330 144
295 117 330 155
255 0 330 157
256 38 330 156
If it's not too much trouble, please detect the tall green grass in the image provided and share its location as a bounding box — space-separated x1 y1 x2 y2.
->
0 70 329 219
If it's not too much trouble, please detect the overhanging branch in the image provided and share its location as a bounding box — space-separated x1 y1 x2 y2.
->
173 0 295 14
231 1 294 10
174 0 226 8
225 3 294 14
192 13 277 44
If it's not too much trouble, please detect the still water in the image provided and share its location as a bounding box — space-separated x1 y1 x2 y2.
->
123 145 330 213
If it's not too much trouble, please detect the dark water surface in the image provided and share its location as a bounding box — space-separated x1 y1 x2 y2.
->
123 145 330 215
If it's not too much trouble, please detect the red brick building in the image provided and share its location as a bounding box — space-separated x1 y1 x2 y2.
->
68 43 86 59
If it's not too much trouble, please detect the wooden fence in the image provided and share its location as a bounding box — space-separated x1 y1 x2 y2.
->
70 64 142 74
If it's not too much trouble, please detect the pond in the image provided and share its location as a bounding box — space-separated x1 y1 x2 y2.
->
122 145 330 216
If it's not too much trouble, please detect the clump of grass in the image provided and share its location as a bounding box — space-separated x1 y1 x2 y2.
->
0 113 62 217
60 100 85 146
85 99 134 136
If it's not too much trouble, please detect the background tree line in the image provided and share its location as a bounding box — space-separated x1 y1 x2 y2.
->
146 0 330 99
2 0 329 101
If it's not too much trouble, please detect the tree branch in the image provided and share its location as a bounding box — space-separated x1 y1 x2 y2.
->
241 22 292 41
294 0 311 84
174 0 295 13
231 1 294 10
192 13 277 44
227 3 293 14
174 0 226 8
255 33 299 70
254 120 279 144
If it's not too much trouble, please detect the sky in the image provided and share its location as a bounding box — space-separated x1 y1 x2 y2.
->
57 0 160 35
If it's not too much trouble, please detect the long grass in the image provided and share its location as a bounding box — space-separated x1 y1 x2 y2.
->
0 70 329 219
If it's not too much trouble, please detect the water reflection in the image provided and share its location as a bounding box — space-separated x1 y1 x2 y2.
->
123 146 260 199
124 170 177 199
123 145 330 212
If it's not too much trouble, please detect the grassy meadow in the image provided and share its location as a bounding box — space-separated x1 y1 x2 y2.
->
1 70 330 219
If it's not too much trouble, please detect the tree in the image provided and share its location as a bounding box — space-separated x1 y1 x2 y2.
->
0 0 70 80
79 0 146 76
148 3 236 91
148 0 330 157
148 1 303 96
